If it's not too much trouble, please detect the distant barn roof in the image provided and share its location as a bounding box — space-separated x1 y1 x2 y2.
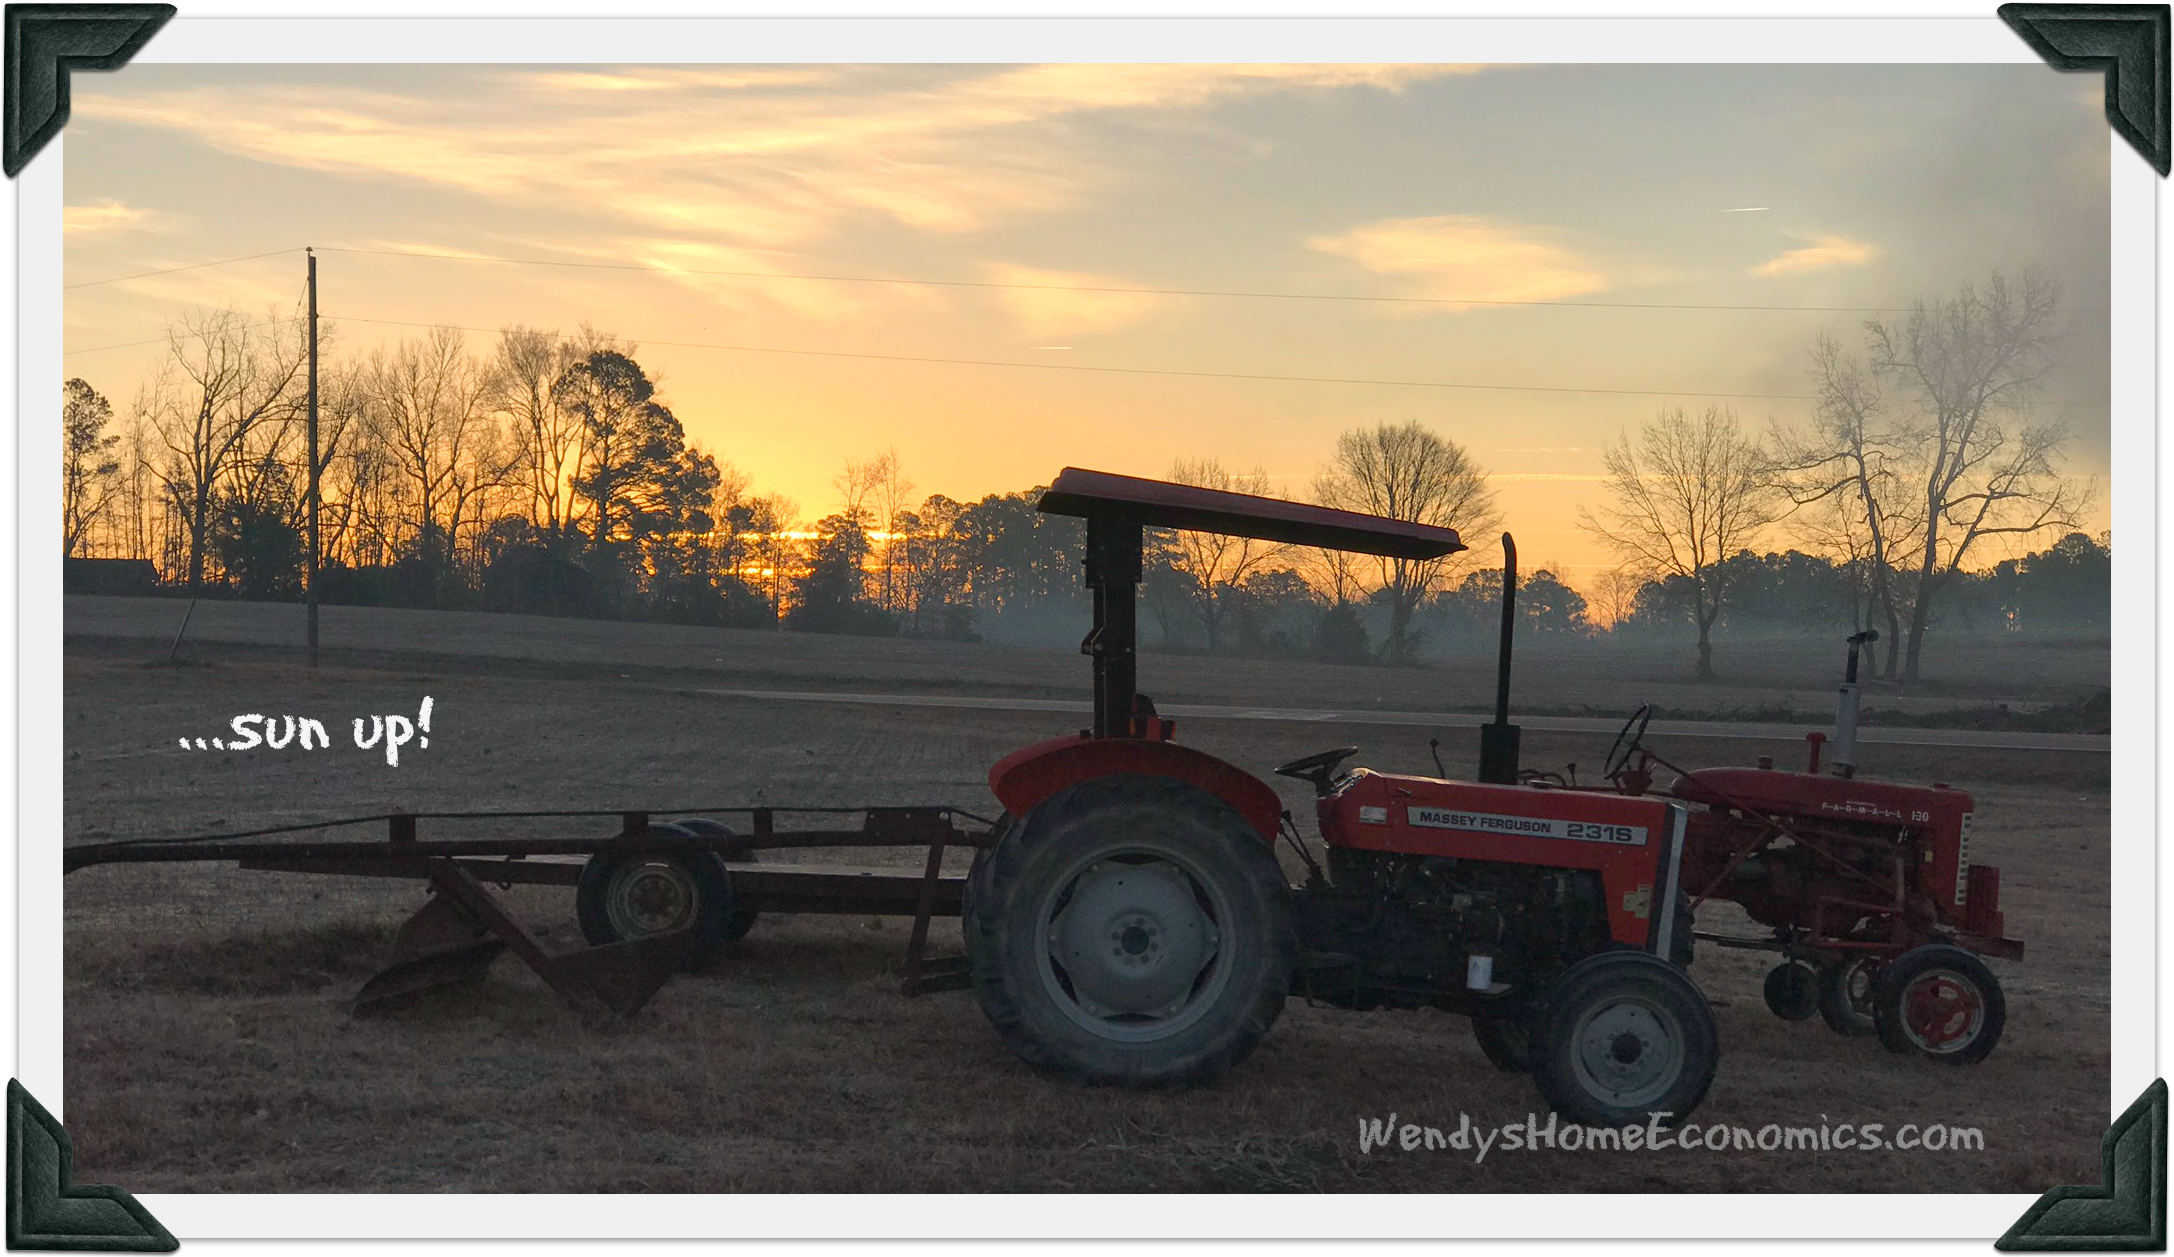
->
1036 466 1466 561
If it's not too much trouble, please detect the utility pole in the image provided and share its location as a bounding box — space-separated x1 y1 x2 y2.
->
306 247 320 666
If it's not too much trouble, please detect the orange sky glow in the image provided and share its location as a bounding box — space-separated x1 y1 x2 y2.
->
62 62 2113 595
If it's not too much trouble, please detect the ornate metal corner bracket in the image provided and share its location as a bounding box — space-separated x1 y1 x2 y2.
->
2001 4 2172 175
3 3 175 177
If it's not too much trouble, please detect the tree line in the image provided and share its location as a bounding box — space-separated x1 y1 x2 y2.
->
62 268 2102 682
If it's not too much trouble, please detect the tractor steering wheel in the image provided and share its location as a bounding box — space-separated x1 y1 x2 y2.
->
1604 704 1655 780
1273 747 1360 792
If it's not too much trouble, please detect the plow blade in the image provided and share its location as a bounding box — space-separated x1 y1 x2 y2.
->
354 857 693 1023
355 936 508 1014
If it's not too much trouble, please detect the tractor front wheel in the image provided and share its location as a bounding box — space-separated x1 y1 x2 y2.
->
964 775 1296 1088
1530 951 1718 1127
1872 944 2005 1064
1762 962 1820 1021
1817 956 1879 1036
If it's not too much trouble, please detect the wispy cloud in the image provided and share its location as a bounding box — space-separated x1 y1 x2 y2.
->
65 199 168 238
74 64 1486 256
983 263 1174 336
1751 233 1877 277
1307 214 1608 307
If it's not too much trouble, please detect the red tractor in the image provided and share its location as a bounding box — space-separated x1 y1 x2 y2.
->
964 469 1719 1127
1596 630 2021 1065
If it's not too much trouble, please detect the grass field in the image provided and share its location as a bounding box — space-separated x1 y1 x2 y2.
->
67 594 2110 724
60 599 2112 1193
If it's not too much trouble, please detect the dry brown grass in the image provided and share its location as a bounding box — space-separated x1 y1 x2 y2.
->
61 623 2110 1194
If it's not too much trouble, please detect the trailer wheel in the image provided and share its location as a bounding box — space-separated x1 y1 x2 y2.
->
576 829 739 971
1762 962 1820 1021
1817 956 1878 1036
1472 1004 1536 1073
966 774 1296 1088
1873 944 2004 1064
1530 951 1717 1127
669 818 759 943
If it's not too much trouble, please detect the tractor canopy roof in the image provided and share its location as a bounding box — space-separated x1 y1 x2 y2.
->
1037 467 1467 560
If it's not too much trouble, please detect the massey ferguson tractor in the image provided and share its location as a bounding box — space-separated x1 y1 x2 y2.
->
65 465 2021 1133
962 468 1719 1127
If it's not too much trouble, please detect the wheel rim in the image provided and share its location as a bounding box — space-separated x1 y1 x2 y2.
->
1571 995 1686 1109
1843 960 1876 1016
605 860 698 937
1899 969 1987 1052
1037 849 1229 1043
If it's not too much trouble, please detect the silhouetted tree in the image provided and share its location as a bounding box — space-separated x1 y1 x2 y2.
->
1315 420 1498 664
62 378 121 557
1581 405 1777 678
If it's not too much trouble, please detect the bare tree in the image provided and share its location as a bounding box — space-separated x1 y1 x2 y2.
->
870 448 915 613
1865 269 2088 681
1586 567 1645 632
747 493 802 626
1581 405 1776 679
1164 457 1282 653
61 379 122 557
1314 420 1499 663
835 455 880 525
365 326 509 561
1767 333 1914 677
492 325 581 535
143 305 310 589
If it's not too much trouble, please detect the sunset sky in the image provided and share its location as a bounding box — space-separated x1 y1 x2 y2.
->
61 62 2112 585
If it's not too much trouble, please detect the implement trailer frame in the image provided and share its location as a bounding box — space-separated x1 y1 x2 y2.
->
65 805 999 1020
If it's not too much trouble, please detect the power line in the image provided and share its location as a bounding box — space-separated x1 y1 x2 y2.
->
331 314 1824 402
64 247 305 291
317 245 2086 315
64 316 309 356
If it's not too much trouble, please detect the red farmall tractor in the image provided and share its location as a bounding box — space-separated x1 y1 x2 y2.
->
961 468 2021 1126
1599 629 2021 1064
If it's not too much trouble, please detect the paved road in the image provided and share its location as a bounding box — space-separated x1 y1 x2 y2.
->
694 688 2111 753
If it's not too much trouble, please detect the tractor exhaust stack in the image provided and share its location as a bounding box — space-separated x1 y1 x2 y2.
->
1830 629 1878 779
1477 533 1522 784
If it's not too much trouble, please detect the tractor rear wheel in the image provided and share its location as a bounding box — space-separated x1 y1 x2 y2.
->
1873 944 2005 1064
575 827 739 971
1817 956 1879 1036
1530 951 1718 1127
964 775 1296 1088
1472 1004 1536 1073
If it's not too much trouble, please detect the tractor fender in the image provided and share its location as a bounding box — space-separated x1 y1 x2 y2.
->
988 734 1283 841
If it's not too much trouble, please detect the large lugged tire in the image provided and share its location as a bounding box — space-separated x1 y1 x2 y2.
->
575 827 739 971
1530 952 1718 1127
964 774 1297 1088
1872 944 2005 1064
1472 1003 1536 1073
670 818 759 942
